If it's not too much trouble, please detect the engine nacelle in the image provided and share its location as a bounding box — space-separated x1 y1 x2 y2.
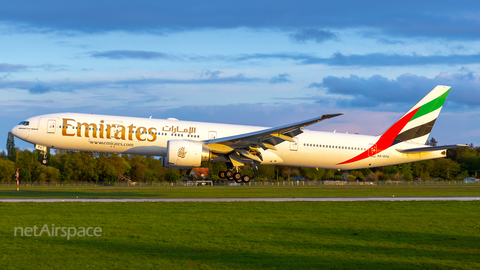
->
165 140 210 168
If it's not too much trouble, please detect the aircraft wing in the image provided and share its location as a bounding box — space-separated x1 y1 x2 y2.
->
203 113 344 161
396 144 468 154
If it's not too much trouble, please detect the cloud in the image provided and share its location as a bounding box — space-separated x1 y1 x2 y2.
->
119 73 262 86
0 80 35 90
229 52 480 67
376 38 405 45
0 63 67 73
289 28 337 43
1 1 480 40
29 83 51 94
90 50 176 60
0 63 28 72
306 52 480 66
0 73 264 94
200 70 222 79
84 50 480 67
269 73 291 84
315 72 480 108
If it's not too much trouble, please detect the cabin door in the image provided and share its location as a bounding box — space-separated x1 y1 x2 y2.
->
208 131 217 139
290 137 298 151
47 120 56 134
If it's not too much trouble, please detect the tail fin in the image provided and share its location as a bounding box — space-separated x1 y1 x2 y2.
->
338 85 451 165
382 85 451 145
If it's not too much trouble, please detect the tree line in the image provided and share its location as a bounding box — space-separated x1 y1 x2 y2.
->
1 133 479 183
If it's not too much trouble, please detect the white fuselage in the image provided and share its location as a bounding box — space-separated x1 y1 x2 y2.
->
11 113 445 170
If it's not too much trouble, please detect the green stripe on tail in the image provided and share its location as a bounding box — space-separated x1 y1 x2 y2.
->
410 88 450 122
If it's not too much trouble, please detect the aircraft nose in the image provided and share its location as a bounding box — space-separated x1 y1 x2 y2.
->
11 125 18 137
11 124 29 140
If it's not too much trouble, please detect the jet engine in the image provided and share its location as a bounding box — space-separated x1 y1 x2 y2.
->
165 140 211 168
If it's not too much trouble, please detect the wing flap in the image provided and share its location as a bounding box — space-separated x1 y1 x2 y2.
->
271 133 296 143
205 113 345 150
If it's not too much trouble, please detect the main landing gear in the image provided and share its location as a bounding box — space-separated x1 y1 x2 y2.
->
218 170 251 183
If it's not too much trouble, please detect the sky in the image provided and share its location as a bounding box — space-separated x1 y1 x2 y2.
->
1 0 480 151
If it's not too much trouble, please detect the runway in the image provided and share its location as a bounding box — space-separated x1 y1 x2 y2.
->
0 197 479 202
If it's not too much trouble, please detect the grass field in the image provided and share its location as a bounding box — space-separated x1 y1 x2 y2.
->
1 201 480 269
1 185 480 198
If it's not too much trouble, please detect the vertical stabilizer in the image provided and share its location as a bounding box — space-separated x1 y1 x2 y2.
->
385 85 451 144
337 85 451 166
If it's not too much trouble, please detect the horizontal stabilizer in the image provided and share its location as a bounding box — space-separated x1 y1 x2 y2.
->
396 144 468 154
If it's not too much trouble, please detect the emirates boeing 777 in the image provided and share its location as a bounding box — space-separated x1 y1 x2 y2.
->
11 85 464 182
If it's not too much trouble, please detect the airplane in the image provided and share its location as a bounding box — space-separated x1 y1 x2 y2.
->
11 85 465 183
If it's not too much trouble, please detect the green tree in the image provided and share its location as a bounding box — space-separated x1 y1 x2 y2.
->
0 158 15 183
365 171 382 181
447 146 477 162
96 153 127 181
200 161 230 181
258 165 276 181
129 162 147 182
431 158 461 180
349 170 365 181
427 137 438 146
16 149 42 182
41 166 61 183
165 170 180 182
61 151 98 182
449 146 479 176
411 160 435 180
384 165 399 180
144 170 159 182
6 132 16 163
279 166 300 180
300 167 326 180
35 165 61 184
324 169 336 180
399 163 413 181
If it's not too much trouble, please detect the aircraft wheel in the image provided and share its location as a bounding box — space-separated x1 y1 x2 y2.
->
233 172 242 183
41 158 48 165
218 171 226 179
242 175 251 183
225 170 234 178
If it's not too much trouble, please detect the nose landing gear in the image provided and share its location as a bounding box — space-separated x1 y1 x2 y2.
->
35 145 49 166
41 157 48 165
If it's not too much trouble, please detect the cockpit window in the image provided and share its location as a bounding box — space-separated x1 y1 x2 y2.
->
18 121 29 126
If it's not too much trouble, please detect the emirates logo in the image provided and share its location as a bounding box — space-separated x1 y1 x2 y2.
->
177 147 187 158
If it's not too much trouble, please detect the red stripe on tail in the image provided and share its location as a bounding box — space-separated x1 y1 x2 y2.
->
337 107 420 165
